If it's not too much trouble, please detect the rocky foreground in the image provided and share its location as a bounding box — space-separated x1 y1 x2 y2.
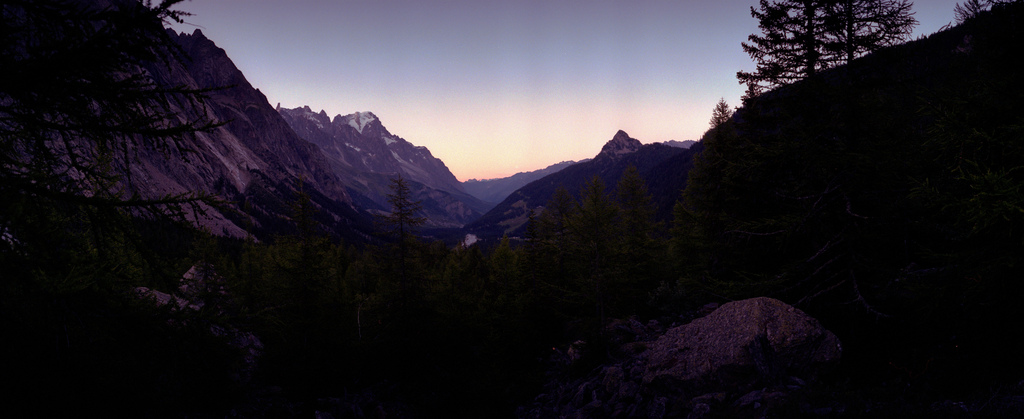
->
517 297 1024 419
518 297 842 418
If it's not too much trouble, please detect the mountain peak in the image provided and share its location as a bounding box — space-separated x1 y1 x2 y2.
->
599 130 642 158
335 111 378 134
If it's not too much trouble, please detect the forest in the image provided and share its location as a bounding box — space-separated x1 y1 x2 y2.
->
2 0 1023 417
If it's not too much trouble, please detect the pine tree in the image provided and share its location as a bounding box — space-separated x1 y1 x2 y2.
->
616 166 660 275
1 0 214 209
570 176 619 326
738 0 918 97
537 186 577 283
377 174 426 299
0 0 219 297
488 235 523 297
710 98 734 129
738 0 831 97
0 1 241 414
955 0 1002 23
674 100 743 277
823 0 917 66
524 209 541 290
615 166 664 313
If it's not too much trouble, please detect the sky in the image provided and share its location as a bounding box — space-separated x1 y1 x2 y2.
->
169 0 964 181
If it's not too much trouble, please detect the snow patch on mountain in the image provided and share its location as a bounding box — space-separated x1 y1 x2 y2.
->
304 113 324 129
291 106 327 129
342 111 377 133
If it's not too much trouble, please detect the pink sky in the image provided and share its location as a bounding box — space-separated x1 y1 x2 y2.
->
171 0 963 181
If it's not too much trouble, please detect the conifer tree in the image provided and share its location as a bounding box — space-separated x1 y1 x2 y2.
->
616 166 661 275
570 176 619 326
0 0 219 296
378 174 426 298
710 98 734 129
673 99 741 276
823 0 917 66
739 0 917 97
488 235 523 298
738 0 831 97
537 186 577 283
0 1 240 414
615 166 664 313
524 209 541 289
1 0 214 209
955 0 1002 23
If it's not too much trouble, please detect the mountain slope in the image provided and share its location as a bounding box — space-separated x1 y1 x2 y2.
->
462 160 585 205
465 130 698 238
674 3 1024 404
662 140 696 149
131 29 373 241
277 106 490 228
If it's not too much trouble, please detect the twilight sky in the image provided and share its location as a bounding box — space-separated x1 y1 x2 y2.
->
170 0 963 181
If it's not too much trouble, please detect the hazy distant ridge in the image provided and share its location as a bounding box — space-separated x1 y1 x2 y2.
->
465 130 698 238
462 160 586 204
661 140 696 149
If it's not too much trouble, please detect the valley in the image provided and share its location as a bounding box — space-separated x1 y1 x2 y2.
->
3 1 1024 417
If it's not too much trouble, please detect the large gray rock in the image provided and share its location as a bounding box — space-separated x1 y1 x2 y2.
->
643 297 841 389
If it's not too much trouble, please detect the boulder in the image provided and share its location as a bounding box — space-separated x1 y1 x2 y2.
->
643 297 841 390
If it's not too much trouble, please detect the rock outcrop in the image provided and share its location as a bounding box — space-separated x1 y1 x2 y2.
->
520 297 842 418
136 264 262 382
597 130 643 159
644 296 842 390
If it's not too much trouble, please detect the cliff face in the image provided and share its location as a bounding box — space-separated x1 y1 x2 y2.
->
279 106 491 228
129 29 370 239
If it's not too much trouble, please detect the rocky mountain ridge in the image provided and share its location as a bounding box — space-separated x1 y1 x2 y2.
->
277 106 463 194
598 130 644 159
131 29 372 240
277 106 491 228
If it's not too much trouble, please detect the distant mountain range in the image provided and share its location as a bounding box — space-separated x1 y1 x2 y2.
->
661 140 697 149
117 27 701 242
462 160 587 205
277 106 491 228
129 28 494 241
465 130 701 239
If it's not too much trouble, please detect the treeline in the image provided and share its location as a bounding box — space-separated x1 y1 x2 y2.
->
0 1 686 415
5 0 1024 416
188 168 685 416
677 0 1024 400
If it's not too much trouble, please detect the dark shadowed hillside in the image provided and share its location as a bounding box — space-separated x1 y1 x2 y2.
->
668 1 1024 413
6 1 1024 418
466 130 698 239
462 160 585 205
